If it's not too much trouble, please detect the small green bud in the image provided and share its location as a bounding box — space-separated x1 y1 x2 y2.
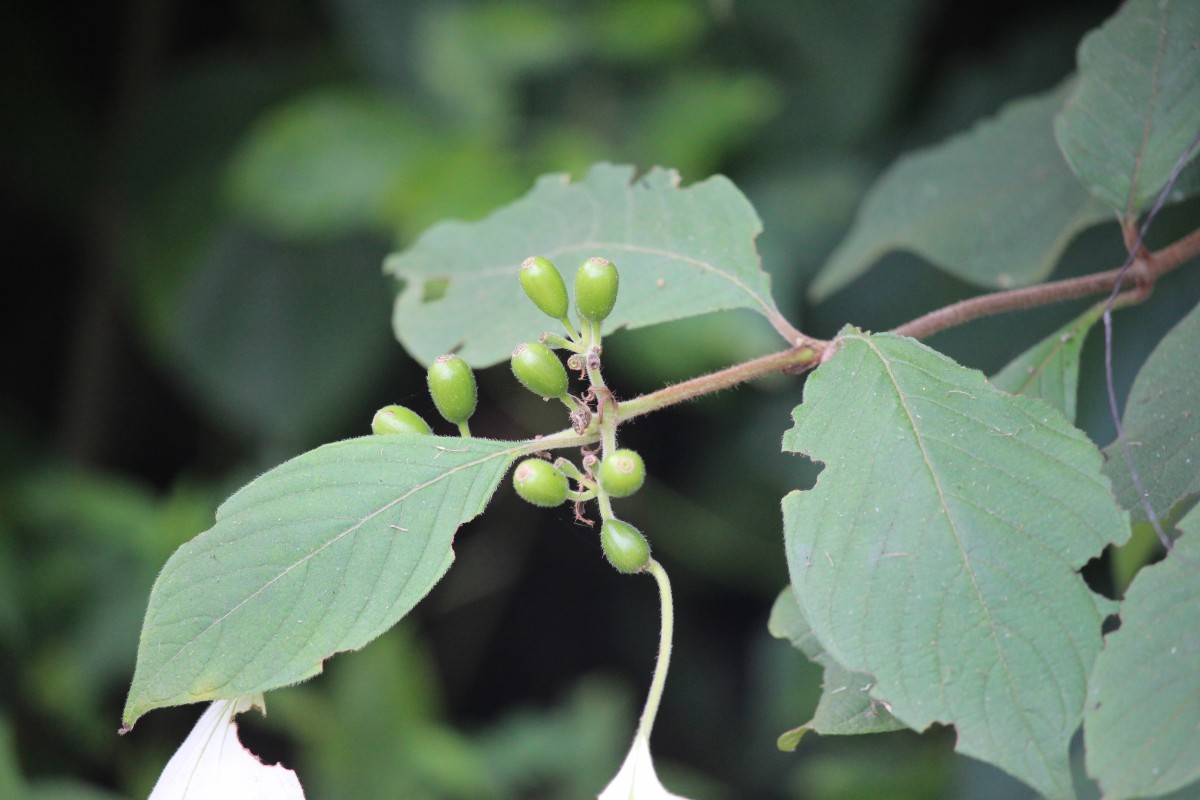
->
598 449 645 498
600 518 650 573
511 342 569 399
520 256 569 320
513 458 569 507
427 354 477 425
372 404 432 436
575 257 619 323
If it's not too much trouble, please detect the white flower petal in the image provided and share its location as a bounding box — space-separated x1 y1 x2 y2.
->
148 695 305 800
598 733 690 800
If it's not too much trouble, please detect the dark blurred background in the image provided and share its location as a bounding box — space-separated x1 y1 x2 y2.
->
7 0 1198 797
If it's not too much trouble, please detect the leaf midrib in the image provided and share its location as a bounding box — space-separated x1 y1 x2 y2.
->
856 334 1062 788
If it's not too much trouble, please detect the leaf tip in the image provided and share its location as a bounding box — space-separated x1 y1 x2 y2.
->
777 726 808 751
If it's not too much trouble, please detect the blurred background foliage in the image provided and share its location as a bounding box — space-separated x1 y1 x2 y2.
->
4 0 1197 797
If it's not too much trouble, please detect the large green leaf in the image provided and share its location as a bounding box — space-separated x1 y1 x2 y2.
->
123 434 519 728
385 163 795 368
1105 300 1200 521
990 304 1104 424
811 83 1110 300
1054 0 1200 215
1084 505 1200 799
782 330 1128 799
768 587 904 750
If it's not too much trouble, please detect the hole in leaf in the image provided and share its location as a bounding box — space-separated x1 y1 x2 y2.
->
421 278 451 303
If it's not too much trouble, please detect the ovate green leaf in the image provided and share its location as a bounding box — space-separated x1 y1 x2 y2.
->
782 330 1128 799
811 83 1110 300
123 435 517 728
1105 300 1200 521
1054 0 1200 215
1084 505 1200 799
768 588 904 749
990 303 1104 423
386 163 795 367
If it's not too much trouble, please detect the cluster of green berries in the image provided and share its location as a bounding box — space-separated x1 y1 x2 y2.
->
370 253 650 574
511 255 648 574
511 448 649 574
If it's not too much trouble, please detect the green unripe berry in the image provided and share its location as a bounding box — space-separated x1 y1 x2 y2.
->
600 518 650 574
513 458 569 507
520 256 569 320
427 354 477 425
575 257 619 323
598 449 645 498
371 404 432 436
511 342 569 399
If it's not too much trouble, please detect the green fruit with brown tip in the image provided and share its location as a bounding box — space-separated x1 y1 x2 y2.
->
601 518 650 573
511 342 569 399
575 257 619 323
513 458 569 507
520 256 569 320
427 354 477 425
371 404 432 436
598 449 645 497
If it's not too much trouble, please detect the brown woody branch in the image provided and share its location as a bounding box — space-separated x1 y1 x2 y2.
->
892 227 1200 341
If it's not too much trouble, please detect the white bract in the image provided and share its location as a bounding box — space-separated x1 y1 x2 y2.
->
598 733 690 800
148 694 305 800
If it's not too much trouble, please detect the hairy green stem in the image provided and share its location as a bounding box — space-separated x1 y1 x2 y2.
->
616 345 819 421
513 227 1200 448
553 457 585 481
597 489 615 522
542 332 583 352
560 315 580 342
636 559 674 742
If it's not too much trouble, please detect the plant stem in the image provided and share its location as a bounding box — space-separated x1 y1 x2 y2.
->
521 427 599 454
560 316 580 342
517 228 1200 439
457 421 472 437
636 558 674 743
597 490 615 522
554 457 585 481
616 345 819 422
542 332 582 352
892 226 1200 341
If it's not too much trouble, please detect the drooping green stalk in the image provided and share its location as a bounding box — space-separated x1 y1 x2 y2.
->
636 558 674 742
